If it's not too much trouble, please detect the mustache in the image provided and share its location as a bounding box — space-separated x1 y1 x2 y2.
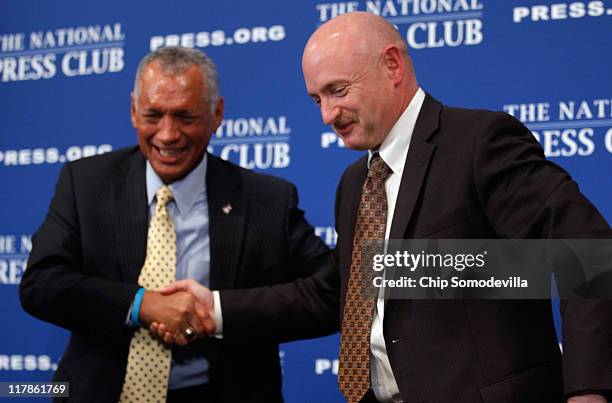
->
332 117 355 131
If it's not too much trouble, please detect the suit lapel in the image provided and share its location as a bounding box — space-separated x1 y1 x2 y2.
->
206 154 245 290
388 93 440 240
112 149 148 284
385 94 440 322
339 95 441 276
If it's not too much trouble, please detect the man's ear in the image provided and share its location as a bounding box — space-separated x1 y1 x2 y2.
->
130 92 138 128
381 45 404 86
212 97 224 131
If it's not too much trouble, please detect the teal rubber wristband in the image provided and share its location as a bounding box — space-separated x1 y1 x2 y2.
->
131 287 145 327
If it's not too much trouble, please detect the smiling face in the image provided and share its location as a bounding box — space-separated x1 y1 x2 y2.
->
302 12 416 151
131 62 223 183
303 47 393 151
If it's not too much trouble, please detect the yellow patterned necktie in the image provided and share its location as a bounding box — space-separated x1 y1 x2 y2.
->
339 154 391 403
120 186 176 403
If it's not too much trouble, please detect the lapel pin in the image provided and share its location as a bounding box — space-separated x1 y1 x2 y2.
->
222 203 232 215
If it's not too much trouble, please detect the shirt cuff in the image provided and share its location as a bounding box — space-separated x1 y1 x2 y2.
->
126 297 137 327
212 290 223 338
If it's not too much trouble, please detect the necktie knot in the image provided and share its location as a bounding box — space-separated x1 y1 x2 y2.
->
156 186 174 209
368 153 392 181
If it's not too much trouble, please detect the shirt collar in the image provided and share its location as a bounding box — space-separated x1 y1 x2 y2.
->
368 87 425 176
146 153 208 216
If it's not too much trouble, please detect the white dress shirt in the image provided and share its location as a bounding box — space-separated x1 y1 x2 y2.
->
368 88 425 403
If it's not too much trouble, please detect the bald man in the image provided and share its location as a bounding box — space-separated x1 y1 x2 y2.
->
164 12 612 403
300 12 611 403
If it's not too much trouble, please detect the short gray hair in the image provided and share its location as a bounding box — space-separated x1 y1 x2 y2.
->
133 46 220 112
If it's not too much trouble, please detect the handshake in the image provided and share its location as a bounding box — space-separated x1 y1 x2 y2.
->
137 279 217 346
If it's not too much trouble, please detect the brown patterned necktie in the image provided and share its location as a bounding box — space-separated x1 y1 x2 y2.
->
120 186 176 403
339 153 392 403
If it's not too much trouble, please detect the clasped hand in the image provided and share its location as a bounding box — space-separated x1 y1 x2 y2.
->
138 279 215 346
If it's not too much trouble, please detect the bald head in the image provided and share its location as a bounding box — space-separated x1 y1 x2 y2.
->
302 12 418 150
305 12 408 66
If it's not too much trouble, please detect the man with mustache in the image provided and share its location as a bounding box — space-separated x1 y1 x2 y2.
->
160 12 612 403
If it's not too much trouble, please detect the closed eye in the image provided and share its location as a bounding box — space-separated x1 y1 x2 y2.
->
141 112 162 124
332 86 348 96
177 114 197 124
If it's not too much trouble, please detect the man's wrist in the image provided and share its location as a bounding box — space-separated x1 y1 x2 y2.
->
131 288 146 327
212 290 223 338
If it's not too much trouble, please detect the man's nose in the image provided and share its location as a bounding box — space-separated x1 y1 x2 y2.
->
157 115 181 142
320 99 340 126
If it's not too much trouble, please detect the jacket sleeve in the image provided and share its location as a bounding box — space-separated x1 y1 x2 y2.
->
472 112 612 398
219 179 344 343
219 256 340 343
20 163 139 345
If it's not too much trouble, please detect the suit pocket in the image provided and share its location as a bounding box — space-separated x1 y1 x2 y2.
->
478 362 562 403
418 206 468 237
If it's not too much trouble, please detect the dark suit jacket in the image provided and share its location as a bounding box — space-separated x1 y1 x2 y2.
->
222 94 612 402
20 147 337 403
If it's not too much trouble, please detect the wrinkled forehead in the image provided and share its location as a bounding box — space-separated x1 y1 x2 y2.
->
304 29 372 62
142 63 204 87
303 36 377 90
137 66 207 109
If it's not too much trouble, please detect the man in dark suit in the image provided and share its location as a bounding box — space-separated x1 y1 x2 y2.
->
176 12 611 403
19 46 337 402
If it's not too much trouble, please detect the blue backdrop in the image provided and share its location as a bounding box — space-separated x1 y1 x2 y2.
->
1 1 610 401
